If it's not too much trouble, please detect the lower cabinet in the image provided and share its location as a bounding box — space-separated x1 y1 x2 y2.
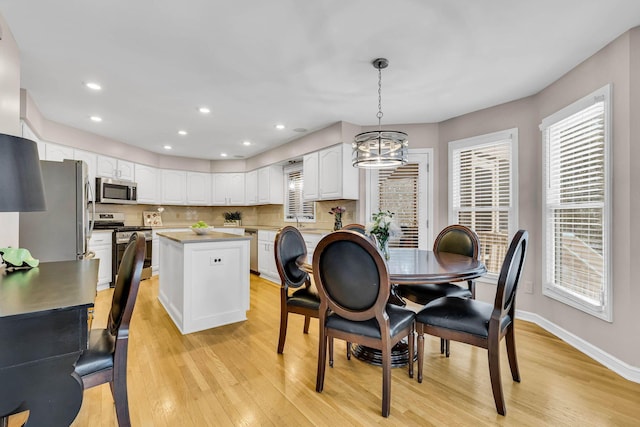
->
257 230 279 283
301 232 325 265
88 230 113 291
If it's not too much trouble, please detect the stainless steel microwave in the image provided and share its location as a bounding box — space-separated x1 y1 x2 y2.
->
96 177 137 204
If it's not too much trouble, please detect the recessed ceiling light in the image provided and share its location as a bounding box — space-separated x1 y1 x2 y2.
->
85 82 102 91
178 130 188 136
242 141 251 146
220 153 228 157
275 124 285 130
163 145 172 150
199 107 211 114
90 116 102 122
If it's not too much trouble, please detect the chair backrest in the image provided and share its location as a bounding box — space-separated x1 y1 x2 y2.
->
274 226 309 289
341 223 366 234
433 224 480 259
493 230 528 319
312 230 390 322
108 231 146 336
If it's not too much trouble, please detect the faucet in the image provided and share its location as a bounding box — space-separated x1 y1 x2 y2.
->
294 214 304 229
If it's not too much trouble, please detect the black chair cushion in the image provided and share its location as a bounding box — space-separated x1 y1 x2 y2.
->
416 297 512 339
398 283 472 305
326 304 415 339
74 329 115 377
288 287 320 310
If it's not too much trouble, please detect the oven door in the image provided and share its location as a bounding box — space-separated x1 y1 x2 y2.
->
112 237 152 286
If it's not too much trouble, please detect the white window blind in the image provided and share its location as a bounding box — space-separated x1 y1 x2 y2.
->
284 165 315 221
377 163 420 248
450 130 517 276
542 85 610 320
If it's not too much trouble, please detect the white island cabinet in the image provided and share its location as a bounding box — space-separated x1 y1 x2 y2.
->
157 230 250 334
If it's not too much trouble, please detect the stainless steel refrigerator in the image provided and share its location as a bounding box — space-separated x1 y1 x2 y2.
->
19 159 94 262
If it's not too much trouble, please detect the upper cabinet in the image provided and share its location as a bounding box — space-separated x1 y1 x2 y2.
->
257 165 283 205
304 144 358 201
187 172 211 205
161 169 187 205
45 143 74 162
135 164 161 204
97 155 134 181
212 173 245 205
245 170 258 205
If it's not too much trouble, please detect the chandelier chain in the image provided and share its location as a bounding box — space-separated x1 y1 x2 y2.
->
377 67 383 126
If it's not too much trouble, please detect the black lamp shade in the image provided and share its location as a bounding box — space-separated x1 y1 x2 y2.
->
0 133 46 212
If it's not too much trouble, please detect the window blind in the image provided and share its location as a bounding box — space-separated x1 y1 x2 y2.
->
544 101 606 306
377 163 420 248
285 166 315 220
452 138 513 274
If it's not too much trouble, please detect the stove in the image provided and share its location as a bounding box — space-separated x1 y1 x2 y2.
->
93 212 153 285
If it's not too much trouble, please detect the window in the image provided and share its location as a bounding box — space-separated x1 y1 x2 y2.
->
541 84 611 321
366 149 432 249
284 163 315 222
449 129 518 279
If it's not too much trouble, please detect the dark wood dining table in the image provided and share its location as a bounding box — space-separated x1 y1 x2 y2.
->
300 248 486 366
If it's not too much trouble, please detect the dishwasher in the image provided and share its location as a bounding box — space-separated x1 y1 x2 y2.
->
244 229 259 273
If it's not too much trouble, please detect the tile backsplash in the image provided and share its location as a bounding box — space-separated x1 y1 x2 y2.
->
95 199 358 230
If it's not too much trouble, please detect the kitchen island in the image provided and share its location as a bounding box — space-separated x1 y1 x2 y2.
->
157 230 250 334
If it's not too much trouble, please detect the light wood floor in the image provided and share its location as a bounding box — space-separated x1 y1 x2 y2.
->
67 275 640 426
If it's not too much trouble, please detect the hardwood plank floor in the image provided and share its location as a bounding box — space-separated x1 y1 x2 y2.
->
69 275 640 426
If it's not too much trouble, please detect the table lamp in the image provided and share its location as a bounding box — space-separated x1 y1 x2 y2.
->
0 133 46 212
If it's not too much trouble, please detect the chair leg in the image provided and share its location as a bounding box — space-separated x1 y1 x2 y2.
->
408 326 414 379
417 325 424 383
346 341 351 360
316 328 327 393
440 338 445 354
381 342 392 417
505 326 521 382
303 315 311 334
277 311 288 354
112 363 132 427
329 338 334 367
445 339 450 357
488 336 506 416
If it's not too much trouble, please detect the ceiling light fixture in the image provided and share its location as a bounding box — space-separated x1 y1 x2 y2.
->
275 124 285 130
163 145 172 150
85 82 102 91
178 130 187 136
90 115 102 122
220 153 228 157
199 107 211 114
242 141 251 146
352 58 408 169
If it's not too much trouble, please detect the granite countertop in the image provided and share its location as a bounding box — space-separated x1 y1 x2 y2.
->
151 224 332 235
156 231 251 243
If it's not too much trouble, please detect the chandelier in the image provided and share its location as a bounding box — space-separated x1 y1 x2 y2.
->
352 58 408 169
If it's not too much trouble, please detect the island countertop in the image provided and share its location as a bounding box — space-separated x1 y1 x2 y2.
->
157 231 251 243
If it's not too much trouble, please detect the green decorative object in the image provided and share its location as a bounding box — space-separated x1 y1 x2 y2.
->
0 247 40 269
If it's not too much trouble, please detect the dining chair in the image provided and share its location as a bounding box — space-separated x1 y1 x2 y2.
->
398 224 480 356
415 230 528 416
313 230 416 417
340 223 366 234
74 231 146 427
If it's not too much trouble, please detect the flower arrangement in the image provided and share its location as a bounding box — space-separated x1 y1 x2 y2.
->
223 211 242 226
329 206 346 231
365 210 401 259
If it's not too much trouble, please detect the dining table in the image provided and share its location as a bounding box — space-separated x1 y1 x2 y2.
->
300 247 487 367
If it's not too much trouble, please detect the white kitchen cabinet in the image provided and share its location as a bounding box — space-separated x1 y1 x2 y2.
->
212 173 245 205
257 165 283 205
245 170 258 205
152 230 160 276
302 152 319 200
303 144 359 201
45 143 74 162
161 169 187 205
301 232 325 265
73 149 97 199
97 155 135 181
257 229 279 283
88 230 113 291
135 164 161 204
187 172 211 205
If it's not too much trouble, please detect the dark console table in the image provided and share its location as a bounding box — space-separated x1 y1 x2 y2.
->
0 260 98 426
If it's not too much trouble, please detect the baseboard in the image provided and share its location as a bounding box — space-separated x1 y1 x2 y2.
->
516 309 640 383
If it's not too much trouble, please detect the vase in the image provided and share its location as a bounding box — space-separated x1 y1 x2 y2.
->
333 215 342 231
378 238 390 260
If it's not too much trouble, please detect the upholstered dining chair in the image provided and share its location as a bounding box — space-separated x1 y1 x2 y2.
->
398 224 480 356
340 223 366 234
415 230 528 416
74 231 146 427
275 226 321 354
313 230 416 417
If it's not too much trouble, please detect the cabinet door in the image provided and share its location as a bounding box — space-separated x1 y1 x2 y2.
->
117 160 135 181
97 155 118 178
303 152 319 200
245 170 258 205
45 143 74 162
257 168 270 204
152 234 159 275
92 245 112 289
161 169 187 205
318 145 342 199
211 173 230 205
73 149 97 200
187 172 211 205
228 173 245 205
136 164 160 204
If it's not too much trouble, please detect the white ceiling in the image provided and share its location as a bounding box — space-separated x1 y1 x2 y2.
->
2 1 640 160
